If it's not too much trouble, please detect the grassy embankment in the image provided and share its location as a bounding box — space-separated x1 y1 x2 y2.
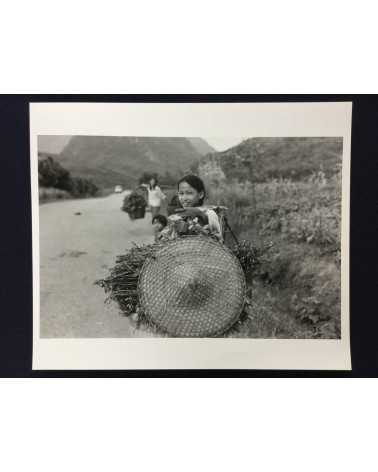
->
39 186 116 204
39 187 71 203
207 171 341 339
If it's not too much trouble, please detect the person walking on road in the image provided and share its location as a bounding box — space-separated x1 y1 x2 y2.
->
141 177 167 221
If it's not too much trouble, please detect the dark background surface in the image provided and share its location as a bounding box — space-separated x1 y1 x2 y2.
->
0 94 377 377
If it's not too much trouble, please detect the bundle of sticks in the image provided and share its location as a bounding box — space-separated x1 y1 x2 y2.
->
95 243 160 316
96 237 269 323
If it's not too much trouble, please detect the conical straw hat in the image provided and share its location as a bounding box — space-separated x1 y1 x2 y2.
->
138 236 246 337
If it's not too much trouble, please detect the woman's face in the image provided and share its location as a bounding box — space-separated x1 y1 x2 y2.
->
150 178 156 186
178 181 204 208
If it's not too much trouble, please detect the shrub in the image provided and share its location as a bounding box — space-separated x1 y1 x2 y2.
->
122 191 147 213
280 206 340 247
203 170 342 339
251 172 341 250
231 240 274 283
39 187 71 202
39 155 99 198
38 156 72 191
206 180 256 235
288 256 341 337
70 177 99 197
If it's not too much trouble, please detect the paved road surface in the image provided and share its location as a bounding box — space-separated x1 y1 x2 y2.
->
39 193 158 338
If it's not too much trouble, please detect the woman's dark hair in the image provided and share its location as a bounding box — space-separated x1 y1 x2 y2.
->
152 214 168 227
177 174 206 205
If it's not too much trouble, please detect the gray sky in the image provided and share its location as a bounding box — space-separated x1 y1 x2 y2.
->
38 135 245 153
204 137 245 152
38 135 71 154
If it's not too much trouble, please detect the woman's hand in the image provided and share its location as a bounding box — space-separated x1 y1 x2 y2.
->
175 208 208 225
199 225 211 235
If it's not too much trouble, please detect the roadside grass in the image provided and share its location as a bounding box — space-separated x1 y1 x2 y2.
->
39 187 71 203
39 186 116 204
103 172 341 339
207 171 342 339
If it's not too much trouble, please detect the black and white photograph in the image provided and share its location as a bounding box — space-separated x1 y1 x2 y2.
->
30 102 352 369
38 134 343 340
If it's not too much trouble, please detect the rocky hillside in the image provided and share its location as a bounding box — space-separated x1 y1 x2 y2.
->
187 138 215 156
55 136 208 188
199 137 343 183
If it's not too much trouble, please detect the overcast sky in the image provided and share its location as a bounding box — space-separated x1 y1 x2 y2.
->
38 135 245 153
38 135 71 154
204 137 245 151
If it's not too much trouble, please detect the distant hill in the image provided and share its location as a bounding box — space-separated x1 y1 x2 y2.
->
38 151 59 160
38 136 71 154
55 136 206 188
187 138 215 156
199 137 343 183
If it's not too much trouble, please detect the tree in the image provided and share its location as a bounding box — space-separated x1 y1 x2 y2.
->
38 155 98 197
138 171 159 185
38 156 72 190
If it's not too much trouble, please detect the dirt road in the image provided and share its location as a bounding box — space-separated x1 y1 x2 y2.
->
39 193 157 338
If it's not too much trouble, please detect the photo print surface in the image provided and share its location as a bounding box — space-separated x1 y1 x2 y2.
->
31 102 351 369
38 135 343 340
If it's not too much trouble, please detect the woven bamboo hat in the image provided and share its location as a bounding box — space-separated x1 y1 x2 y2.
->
138 236 246 337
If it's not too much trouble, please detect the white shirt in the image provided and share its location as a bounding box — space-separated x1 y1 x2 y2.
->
146 186 165 207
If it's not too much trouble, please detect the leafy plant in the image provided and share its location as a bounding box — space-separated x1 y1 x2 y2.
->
231 240 273 283
199 166 342 339
38 155 99 198
38 156 72 191
122 191 147 213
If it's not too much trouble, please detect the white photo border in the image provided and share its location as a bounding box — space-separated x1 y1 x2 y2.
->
30 101 352 370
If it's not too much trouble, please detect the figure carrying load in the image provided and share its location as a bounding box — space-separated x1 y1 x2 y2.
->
97 174 261 337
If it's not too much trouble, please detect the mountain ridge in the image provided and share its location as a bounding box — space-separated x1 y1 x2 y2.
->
53 136 209 188
198 137 343 183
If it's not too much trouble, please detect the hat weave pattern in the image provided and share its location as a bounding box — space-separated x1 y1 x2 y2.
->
138 236 246 337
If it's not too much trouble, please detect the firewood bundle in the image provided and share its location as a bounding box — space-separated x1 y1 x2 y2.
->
95 243 160 316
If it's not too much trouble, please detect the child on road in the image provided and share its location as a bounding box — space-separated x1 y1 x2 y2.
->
152 214 168 242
